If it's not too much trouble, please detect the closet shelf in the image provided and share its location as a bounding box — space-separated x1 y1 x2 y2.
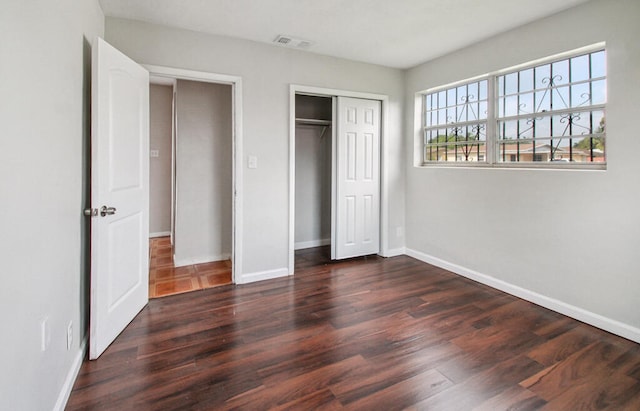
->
295 118 332 126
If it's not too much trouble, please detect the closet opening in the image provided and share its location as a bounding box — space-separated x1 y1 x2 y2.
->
289 85 386 274
294 94 334 267
148 77 234 298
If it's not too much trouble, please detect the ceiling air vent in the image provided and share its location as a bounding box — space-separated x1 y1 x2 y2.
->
273 35 313 49
274 35 292 45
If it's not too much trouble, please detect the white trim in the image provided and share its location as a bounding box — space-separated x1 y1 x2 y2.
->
54 337 87 411
174 253 231 268
232 78 244 284
292 85 390 101
379 95 390 258
406 248 640 344
149 231 171 238
496 42 606 76
142 64 243 284
294 238 330 250
330 96 337 260
289 84 390 275
288 86 296 274
381 247 406 258
417 42 606 95
144 65 241 85
171 83 176 245
238 267 289 285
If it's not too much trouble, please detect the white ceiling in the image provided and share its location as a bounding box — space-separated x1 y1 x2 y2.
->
99 0 590 69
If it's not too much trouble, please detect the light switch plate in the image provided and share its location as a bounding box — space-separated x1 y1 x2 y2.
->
40 317 50 351
248 155 258 169
150 150 159 158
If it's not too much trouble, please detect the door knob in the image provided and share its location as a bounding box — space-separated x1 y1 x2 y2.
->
100 206 117 217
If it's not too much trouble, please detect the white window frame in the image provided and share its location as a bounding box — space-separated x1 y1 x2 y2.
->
423 78 489 163
418 43 606 170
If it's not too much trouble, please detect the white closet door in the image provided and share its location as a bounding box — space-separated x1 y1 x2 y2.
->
333 97 381 260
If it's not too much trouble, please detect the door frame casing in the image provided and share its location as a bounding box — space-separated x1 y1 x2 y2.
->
144 64 243 283
288 84 390 274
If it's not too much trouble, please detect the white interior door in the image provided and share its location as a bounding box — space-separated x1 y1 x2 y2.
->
89 37 149 359
333 97 381 259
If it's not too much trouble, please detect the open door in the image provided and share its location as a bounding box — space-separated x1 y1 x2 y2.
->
88 37 149 359
333 97 381 259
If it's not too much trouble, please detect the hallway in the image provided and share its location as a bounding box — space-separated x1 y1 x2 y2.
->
149 237 232 298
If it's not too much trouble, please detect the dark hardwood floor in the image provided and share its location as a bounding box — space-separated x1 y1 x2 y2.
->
67 247 640 410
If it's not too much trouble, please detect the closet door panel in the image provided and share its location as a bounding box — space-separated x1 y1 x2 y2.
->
334 97 380 259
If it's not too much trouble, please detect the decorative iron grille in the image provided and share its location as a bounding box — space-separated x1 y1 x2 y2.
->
421 47 606 167
496 50 606 163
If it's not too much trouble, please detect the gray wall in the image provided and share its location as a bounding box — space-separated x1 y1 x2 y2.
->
174 80 233 266
405 0 640 339
294 128 332 248
149 84 173 236
0 0 104 409
104 18 406 280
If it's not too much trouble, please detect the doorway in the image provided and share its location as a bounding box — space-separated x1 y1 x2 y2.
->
89 40 244 359
146 66 243 295
148 78 233 298
289 86 388 273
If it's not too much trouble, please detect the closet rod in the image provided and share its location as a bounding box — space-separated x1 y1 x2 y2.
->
295 118 332 127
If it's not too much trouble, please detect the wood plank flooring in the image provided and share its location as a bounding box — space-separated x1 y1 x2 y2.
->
149 237 232 298
67 247 640 410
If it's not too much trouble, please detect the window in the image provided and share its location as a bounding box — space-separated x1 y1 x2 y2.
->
424 79 488 163
422 46 606 168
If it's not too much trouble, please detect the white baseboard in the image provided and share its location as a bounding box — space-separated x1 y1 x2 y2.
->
405 248 640 344
54 336 87 411
174 253 231 267
149 231 171 238
294 238 330 250
238 267 289 284
381 247 406 258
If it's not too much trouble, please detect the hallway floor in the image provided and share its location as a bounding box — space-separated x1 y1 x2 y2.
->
149 236 232 298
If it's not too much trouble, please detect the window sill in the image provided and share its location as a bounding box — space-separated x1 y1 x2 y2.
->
417 162 607 171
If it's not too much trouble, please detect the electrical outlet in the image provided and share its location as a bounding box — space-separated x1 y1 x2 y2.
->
40 317 50 352
67 321 73 350
396 226 404 237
